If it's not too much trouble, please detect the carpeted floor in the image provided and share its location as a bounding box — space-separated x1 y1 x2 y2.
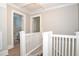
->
7 40 43 56
8 40 20 56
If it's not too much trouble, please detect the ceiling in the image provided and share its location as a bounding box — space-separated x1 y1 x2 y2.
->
13 3 71 12
9 3 75 15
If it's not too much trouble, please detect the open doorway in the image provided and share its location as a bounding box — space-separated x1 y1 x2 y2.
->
30 14 42 33
8 10 26 56
13 13 22 47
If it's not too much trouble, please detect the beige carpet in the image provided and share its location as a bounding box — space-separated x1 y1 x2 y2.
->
7 40 42 56
8 41 20 56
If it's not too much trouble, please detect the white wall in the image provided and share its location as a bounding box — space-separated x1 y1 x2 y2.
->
26 14 30 33
0 4 8 55
40 4 78 35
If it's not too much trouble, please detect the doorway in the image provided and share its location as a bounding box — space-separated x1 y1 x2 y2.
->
8 10 26 56
13 13 22 47
30 14 42 33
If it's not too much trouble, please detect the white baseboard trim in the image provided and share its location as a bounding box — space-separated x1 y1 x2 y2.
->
26 44 42 56
0 50 8 56
8 45 13 49
33 50 42 56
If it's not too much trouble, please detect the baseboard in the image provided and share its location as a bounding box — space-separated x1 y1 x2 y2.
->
26 44 42 56
0 50 8 56
33 50 42 56
8 45 13 49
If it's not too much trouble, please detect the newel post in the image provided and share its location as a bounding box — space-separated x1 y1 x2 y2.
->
42 31 53 56
20 31 26 56
76 32 79 56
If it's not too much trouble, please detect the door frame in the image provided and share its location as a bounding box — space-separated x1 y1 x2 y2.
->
30 14 42 33
10 10 26 49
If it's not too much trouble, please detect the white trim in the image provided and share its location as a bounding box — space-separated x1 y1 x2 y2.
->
26 44 42 56
0 50 8 56
30 14 42 33
33 50 42 56
28 49 42 56
10 10 26 49
8 4 31 15
31 3 77 15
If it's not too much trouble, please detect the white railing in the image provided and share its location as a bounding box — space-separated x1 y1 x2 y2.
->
20 31 42 56
52 34 76 56
0 32 2 50
20 31 79 56
42 31 79 56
